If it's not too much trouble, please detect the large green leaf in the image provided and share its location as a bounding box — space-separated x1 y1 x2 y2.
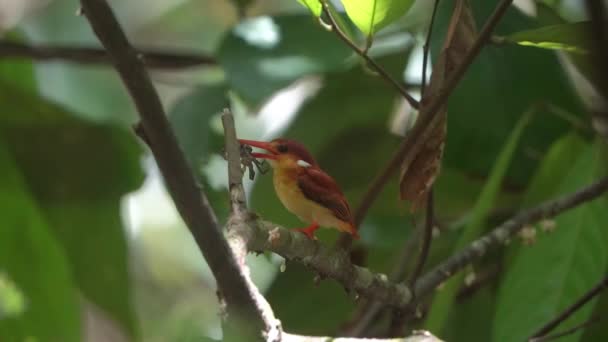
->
425 110 533 334
169 85 229 171
432 0 584 184
503 21 592 54
341 0 415 38
168 85 230 221
218 15 353 105
266 263 355 334
0 82 144 338
521 133 588 206
493 141 608 342
0 141 81 341
297 0 322 16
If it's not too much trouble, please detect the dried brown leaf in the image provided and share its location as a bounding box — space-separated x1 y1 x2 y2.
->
399 0 478 210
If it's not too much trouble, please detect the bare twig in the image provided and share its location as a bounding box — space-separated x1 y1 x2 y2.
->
0 40 216 69
414 178 608 298
408 189 435 286
78 0 267 338
349 0 515 243
342 224 424 336
529 315 602 342
421 0 441 96
320 1 419 110
529 275 608 341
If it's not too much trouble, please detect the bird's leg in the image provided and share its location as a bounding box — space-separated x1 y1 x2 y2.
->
295 222 320 240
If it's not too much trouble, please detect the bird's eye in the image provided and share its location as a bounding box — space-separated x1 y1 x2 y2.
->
277 144 288 153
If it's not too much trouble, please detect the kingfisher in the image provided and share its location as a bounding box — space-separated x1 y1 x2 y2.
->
238 138 359 240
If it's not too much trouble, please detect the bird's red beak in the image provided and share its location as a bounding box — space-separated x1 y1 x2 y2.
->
238 139 278 160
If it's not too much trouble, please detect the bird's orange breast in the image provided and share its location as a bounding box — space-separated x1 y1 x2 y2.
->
272 168 354 233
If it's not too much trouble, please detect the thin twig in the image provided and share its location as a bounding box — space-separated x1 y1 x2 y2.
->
342 224 425 336
345 0 515 249
421 0 441 96
408 187 435 286
406 0 441 287
0 40 216 69
320 1 419 109
388 195 436 336
78 0 267 338
529 275 608 340
529 315 602 342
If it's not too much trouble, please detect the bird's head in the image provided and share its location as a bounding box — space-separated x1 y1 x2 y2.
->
238 138 317 170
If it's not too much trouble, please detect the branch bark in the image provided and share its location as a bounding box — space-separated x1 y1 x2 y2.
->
0 40 216 69
242 177 608 310
78 0 267 338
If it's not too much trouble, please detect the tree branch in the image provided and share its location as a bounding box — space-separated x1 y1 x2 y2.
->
529 275 608 341
241 178 608 310
222 111 282 340
350 0 515 239
0 40 216 69
78 0 267 338
414 178 608 297
247 217 414 307
320 1 419 110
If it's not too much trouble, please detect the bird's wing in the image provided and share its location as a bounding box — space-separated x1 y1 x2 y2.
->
297 167 353 223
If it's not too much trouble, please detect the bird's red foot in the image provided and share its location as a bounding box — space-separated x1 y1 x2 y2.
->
295 222 320 239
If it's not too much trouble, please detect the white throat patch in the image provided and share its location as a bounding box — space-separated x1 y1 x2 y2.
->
297 160 312 168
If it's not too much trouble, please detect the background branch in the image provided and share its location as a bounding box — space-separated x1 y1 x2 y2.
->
78 0 267 338
529 275 608 341
0 40 216 69
529 315 602 342
414 177 608 298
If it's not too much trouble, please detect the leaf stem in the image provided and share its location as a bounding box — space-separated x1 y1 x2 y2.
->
320 1 420 110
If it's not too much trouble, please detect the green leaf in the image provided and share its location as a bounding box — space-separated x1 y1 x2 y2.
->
0 82 144 338
0 140 81 341
493 141 608 342
521 133 588 206
504 21 592 54
425 111 533 334
169 85 229 171
266 263 355 334
218 15 353 105
168 85 231 221
433 0 585 184
297 0 322 16
341 0 415 38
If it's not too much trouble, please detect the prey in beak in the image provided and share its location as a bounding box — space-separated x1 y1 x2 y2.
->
238 139 279 160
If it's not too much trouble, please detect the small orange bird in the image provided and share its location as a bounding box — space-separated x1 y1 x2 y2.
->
238 138 359 240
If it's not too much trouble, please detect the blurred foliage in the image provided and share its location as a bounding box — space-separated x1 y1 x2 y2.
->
1 0 606 341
